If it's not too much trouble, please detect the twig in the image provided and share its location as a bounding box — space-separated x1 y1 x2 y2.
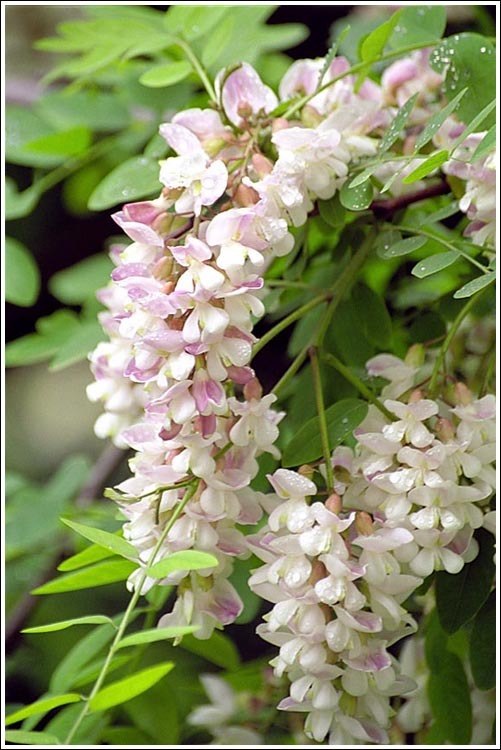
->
370 179 451 220
77 444 127 507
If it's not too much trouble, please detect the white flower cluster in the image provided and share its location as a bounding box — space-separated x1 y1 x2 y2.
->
249 354 495 744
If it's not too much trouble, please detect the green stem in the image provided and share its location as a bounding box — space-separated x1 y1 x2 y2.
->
252 293 330 358
394 224 490 274
428 288 489 398
479 347 496 397
272 344 310 396
315 228 376 347
321 353 396 421
309 347 334 493
175 39 217 101
64 479 199 744
283 40 446 120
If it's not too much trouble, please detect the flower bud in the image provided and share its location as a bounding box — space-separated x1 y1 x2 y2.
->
408 389 423 404
271 117 289 133
298 464 315 480
435 417 455 442
251 152 274 176
301 105 323 128
234 183 260 207
325 492 342 514
453 382 472 405
355 511 374 535
310 560 327 585
405 343 425 368
153 255 174 280
339 692 357 716
243 377 263 401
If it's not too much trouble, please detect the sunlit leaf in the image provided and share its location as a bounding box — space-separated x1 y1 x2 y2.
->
23 615 113 634
89 662 174 712
49 254 113 305
472 124 496 161
148 550 218 578
414 88 468 151
33 559 137 594
402 150 449 184
5 730 61 745
5 694 81 726
58 544 115 572
140 61 192 88
117 626 198 649
25 126 92 157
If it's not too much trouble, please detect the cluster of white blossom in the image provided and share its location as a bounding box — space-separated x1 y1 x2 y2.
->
248 354 495 744
86 48 496 740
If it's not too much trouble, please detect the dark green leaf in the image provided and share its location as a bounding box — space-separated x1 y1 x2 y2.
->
409 311 446 343
402 150 449 184
453 271 495 299
5 694 81 726
339 178 373 210
424 608 448 671
49 253 112 304
50 620 118 692
38 90 130 131
414 88 468 151
5 310 80 367
44 704 105 746
5 178 41 220
148 550 218 578
390 6 446 49
140 61 192 88
317 194 346 227
123 681 179 744
411 251 460 278
472 124 496 161
352 284 392 348
5 730 61 745
379 235 427 259
427 651 472 744
22 615 113 634
60 518 138 560
230 556 263 625
117 626 198 649
88 156 161 211
435 528 495 633
430 34 495 128
180 631 240 671
5 237 40 307
89 662 174 712
283 399 368 467
33 559 137 594
470 591 496 690
6 105 62 167
100 727 155 746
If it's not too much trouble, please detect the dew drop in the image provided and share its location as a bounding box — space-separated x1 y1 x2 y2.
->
480 46 486 53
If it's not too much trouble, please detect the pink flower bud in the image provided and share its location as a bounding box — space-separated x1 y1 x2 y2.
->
408 389 424 404
404 343 425 368
243 377 263 401
301 105 323 128
271 117 289 133
355 511 374 535
435 417 455 441
234 183 260 207
251 153 274 176
325 492 342 514
298 464 315 480
453 382 473 405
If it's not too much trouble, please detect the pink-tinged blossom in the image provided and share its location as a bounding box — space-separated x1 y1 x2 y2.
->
217 62 278 128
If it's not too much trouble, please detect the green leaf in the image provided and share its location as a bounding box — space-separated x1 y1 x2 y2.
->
49 253 112 305
100 727 155 746
51 621 118 693
427 651 472 744
58 543 115 572
452 98 497 152
390 5 446 49
140 61 192 88
430 34 496 128
71 654 132 689
339 178 373 211
317 194 346 227
202 15 236 67
5 237 40 307
453 271 495 299
352 284 392 348
318 26 351 85
435 528 495 633
164 5 228 40
470 591 496 690
402 150 449 184
89 662 174 712
6 105 62 167
360 12 399 62
5 310 80 367
472 124 496 161
180 631 240 671
379 235 427 259
33 559 137 594
5 694 81 726
411 250 460 278
148 550 218 579
5 731 61 745
424 609 448 672
88 156 161 210
48 320 105 371
60 518 137 560
5 178 41 220
22 615 113 634
283 399 368 467
414 88 468 151
38 90 130 131
117 625 198 649
378 93 419 154
25 126 91 157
